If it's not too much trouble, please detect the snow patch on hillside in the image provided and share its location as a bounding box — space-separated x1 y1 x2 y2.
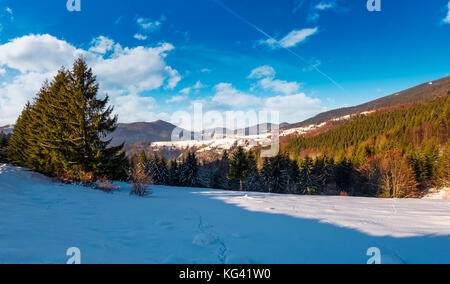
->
152 133 274 152
423 187 450 200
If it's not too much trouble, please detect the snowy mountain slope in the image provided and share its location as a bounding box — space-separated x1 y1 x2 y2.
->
0 125 13 135
1 164 449 264
284 76 450 130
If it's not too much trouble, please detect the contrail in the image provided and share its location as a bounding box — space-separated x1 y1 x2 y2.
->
292 0 307 14
212 0 345 90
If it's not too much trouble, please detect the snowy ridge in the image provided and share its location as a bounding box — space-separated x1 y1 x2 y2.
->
151 133 274 152
1 164 450 264
0 125 13 135
280 111 375 137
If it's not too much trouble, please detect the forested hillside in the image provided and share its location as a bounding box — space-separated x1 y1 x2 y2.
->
284 94 449 159
282 94 449 194
285 76 450 129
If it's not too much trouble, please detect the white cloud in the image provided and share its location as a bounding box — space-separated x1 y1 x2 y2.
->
315 2 334 10
89 36 114 54
193 80 207 89
263 93 325 121
137 18 162 32
249 65 302 95
0 71 54 125
164 66 182 90
0 34 181 125
2 7 13 21
114 94 169 123
133 34 148 41
444 2 450 24
212 83 261 108
248 65 276 79
258 77 301 95
0 34 85 73
179 87 191 95
93 42 180 94
166 95 188 104
279 28 318 48
0 68 5 75
259 27 318 49
201 68 212 73
187 73 323 123
133 16 164 41
167 81 207 103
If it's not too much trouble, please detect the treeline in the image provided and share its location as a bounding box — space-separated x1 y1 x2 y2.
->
130 95 449 198
0 132 11 163
283 95 450 193
6 58 128 181
131 151 200 188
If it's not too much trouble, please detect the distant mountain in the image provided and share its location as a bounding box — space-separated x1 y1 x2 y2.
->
0 125 13 135
284 76 450 130
109 120 178 145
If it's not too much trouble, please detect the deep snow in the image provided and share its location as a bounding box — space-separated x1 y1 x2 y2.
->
0 164 449 264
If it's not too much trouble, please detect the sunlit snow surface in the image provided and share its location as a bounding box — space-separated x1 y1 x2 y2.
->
1 164 449 264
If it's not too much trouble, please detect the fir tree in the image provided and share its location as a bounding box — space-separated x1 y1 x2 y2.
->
158 156 169 185
269 155 289 193
244 153 263 191
298 156 319 195
334 158 353 193
64 58 126 178
7 103 34 168
137 150 148 171
261 158 272 192
209 152 230 190
0 132 9 163
261 155 289 193
168 160 181 186
7 57 127 180
286 159 300 193
180 152 199 187
228 147 250 191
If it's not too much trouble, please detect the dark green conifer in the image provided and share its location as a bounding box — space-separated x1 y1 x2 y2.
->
228 147 250 191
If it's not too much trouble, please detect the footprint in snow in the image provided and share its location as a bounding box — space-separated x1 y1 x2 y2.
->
192 233 216 247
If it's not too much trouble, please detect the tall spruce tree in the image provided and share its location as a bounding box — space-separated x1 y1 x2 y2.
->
180 152 199 187
268 155 289 193
228 147 250 191
64 58 126 178
168 160 181 186
137 150 148 171
0 132 9 163
7 57 127 180
211 152 230 190
7 103 34 168
157 156 169 185
244 152 262 192
298 156 319 195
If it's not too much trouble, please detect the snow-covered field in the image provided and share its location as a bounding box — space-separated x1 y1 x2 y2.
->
1 164 449 264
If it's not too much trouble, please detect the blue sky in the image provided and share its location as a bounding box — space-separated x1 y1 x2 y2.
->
0 0 449 126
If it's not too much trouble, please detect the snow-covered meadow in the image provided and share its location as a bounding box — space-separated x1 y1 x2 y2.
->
0 164 449 264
